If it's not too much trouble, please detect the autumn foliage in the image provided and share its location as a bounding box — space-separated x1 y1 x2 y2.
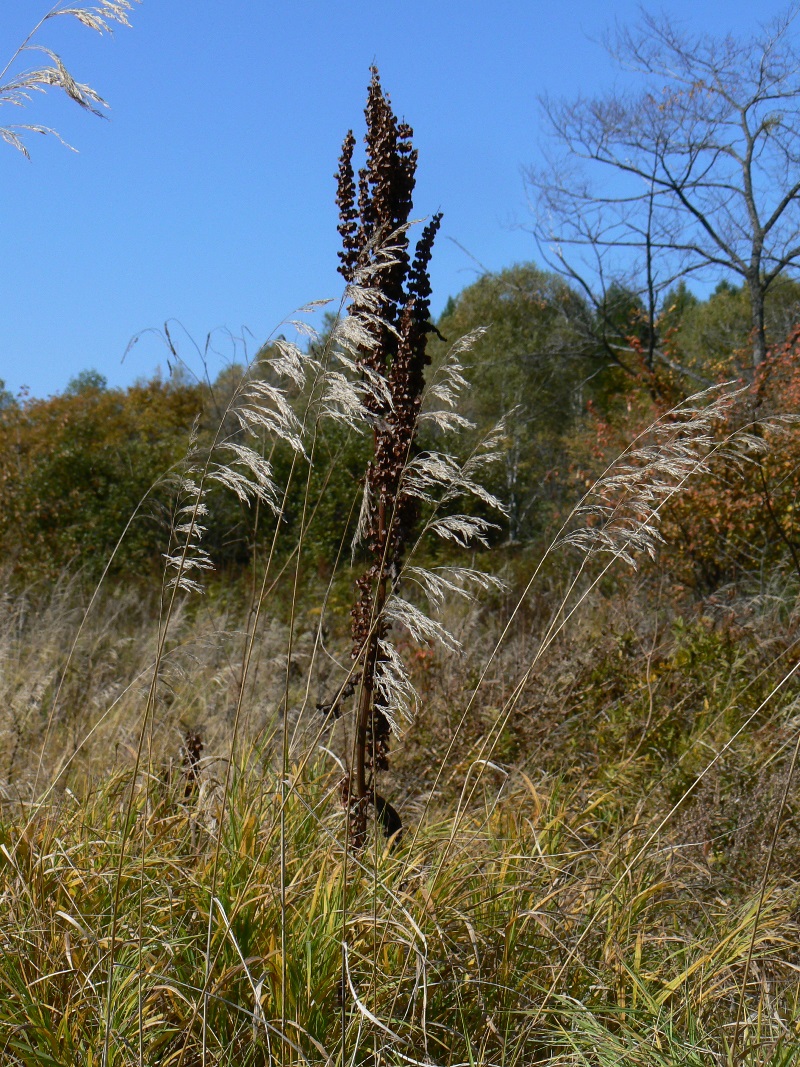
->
0 378 201 581
570 323 800 596
664 330 800 593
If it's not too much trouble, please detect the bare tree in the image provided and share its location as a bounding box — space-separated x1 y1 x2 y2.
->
527 7 800 377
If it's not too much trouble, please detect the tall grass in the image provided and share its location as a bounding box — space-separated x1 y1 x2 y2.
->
2 335 799 1064
1 724 798 1064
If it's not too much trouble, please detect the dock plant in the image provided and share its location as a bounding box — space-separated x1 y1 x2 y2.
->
333 68 507 846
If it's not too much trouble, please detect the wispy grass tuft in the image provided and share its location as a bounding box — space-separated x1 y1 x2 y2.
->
1 2 139 157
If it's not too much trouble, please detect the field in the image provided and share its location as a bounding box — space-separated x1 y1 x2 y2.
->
3 9 800 1065
2 389 800 1065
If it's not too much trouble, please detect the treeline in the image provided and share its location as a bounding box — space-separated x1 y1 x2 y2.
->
2 263 800 595
0 358 370 586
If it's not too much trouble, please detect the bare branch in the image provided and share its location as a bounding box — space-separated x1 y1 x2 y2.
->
528 8 800 373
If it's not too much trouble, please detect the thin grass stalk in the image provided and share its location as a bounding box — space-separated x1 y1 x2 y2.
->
280 414 320 1062
199 486 359 1061
0 9 53 83
103 519 200 1067
732 727 800 1064
31 474 167 799
429 483 798 1037
174 478 355 1067
195 428 303 1066
289 477 360 754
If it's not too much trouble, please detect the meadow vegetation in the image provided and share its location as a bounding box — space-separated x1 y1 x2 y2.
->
2 11 800 1067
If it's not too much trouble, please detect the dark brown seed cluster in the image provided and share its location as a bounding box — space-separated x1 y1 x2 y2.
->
335 68 441 843
182 728 203 798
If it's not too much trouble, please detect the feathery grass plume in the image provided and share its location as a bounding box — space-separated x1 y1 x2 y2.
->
1 1 139 157
556 383 770 568
155 319 323 601
162 420 212 595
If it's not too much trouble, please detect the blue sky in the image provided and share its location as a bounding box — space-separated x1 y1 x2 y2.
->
0 1 794 398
